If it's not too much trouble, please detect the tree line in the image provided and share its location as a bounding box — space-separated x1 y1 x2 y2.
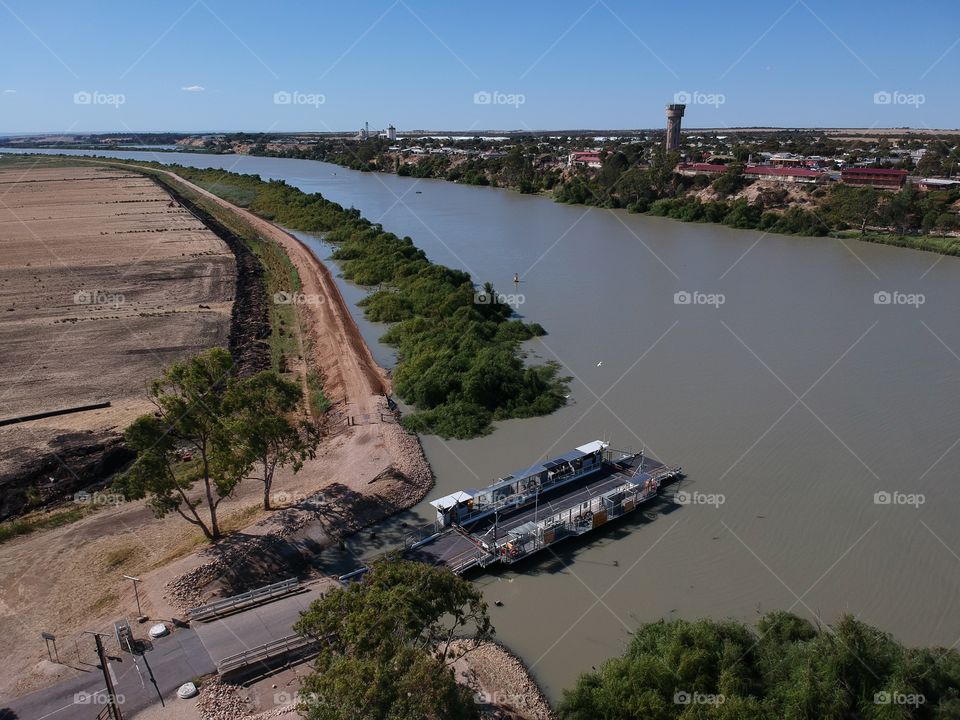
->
289 556 960 720
123 162 569 439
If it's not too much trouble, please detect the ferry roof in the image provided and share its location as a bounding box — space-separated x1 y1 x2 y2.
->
492 441 609 489
429 490 475 510
429 441 610 507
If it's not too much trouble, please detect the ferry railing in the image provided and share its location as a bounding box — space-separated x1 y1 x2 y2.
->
402 522 441 550
453 460 605 527
495 477 667 563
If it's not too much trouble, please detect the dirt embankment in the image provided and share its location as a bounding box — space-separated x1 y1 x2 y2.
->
139 168 433 607
154 177 271 377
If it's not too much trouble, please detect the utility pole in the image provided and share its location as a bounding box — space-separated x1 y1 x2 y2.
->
87 632 124 720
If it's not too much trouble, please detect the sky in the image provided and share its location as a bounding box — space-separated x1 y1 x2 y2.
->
0 0 958 134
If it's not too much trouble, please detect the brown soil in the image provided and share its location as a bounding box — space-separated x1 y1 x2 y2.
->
0 164 235 517
0 162 434 701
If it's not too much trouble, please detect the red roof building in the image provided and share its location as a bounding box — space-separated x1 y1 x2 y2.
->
567 151 602 169
677 163 824 184
743 166 824 183
840 167 908 188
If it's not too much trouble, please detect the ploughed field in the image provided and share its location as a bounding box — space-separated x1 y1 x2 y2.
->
0 164 234 515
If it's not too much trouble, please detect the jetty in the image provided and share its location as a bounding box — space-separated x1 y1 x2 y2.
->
402 441 682 575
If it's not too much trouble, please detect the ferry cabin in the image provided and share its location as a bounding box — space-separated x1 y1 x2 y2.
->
430 441 609 529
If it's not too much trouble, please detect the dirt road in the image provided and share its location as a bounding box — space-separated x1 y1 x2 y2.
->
150 166 391 416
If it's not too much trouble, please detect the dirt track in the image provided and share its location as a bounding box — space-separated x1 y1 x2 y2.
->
148 166 391 415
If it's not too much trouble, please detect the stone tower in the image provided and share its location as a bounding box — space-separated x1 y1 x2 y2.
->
665 104 686 151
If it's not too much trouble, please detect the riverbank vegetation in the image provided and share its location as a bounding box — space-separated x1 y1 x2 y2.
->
558 612 960 719
294 557 492 720
255 136 960 258
122 161 568 439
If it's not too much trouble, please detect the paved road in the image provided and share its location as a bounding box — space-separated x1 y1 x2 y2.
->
1 582 330 720
192 584 327 667
2 627 215 720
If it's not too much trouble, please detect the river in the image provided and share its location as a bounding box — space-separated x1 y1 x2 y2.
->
5 148 960 700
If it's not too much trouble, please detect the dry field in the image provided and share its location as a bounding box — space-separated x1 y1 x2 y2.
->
0 162 235 514
0 163 434 704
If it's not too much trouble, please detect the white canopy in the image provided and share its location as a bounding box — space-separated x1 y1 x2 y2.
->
429 490 474 511
575 440 608 455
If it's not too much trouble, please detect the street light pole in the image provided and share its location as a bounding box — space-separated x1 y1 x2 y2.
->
123 575 146 622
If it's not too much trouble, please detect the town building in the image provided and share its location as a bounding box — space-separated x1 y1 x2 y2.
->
567 151 602 169
676 163 825 185
840 167 908 189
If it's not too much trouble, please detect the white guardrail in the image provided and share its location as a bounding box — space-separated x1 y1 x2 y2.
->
187 577 301 622
217 633 320 675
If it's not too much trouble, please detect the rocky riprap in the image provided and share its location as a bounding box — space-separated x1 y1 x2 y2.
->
197 679 298 719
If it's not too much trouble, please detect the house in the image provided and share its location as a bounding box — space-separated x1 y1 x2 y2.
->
743 166 824 184
841 167 909 189
567 151 602 169
676 162 727 177
912 177 960 191
677 163 824 185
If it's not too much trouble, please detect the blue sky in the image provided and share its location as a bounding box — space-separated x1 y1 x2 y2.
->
0 0 957 133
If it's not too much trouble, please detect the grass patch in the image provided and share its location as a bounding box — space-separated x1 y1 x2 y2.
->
103 544 142 570
193 180 256 207
216 503 263 535
306 369 332 417
0 504 98 544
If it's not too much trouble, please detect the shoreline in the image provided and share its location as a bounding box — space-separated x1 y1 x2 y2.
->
142 167 557 718
272 151 960 259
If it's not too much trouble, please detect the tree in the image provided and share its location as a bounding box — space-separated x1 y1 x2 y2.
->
294 557 492 720
218 370 320 510
557 613 960 720
115 348 238 540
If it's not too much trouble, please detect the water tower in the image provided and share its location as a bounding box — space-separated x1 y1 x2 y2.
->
665 104 685 151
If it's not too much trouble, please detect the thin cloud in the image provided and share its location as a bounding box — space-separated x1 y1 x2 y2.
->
2 89 16 94
181 85 205 92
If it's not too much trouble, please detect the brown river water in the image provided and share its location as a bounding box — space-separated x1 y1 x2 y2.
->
6 149 960 700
